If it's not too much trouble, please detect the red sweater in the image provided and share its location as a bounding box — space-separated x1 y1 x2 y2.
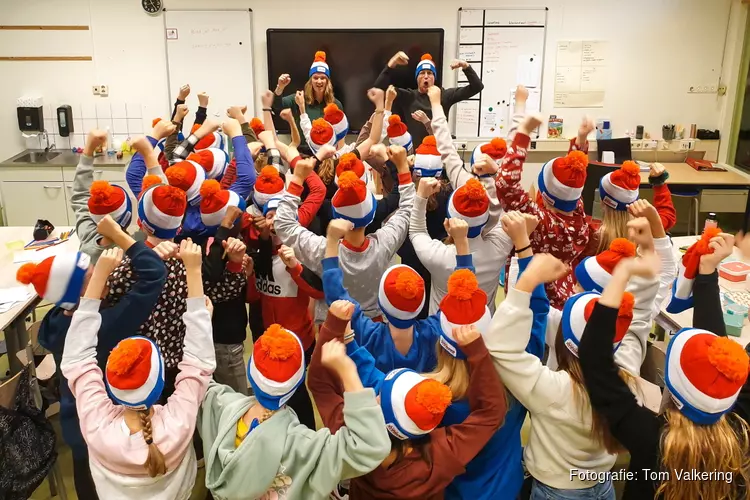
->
308 313 507 500
496 134 590 309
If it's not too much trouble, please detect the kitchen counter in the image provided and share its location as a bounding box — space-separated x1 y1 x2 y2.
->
1 149 132 167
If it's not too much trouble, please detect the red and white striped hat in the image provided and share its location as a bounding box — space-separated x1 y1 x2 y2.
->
324 103 349 141
199 180 246 228
187 148 229 180
331 171 376 228
471 138 507 166
249 118 265 138
380 369 452 440
88 180 132 228
599 161 641 211
438 269 490 359
334 153 367 186
247 324 305 410
309 118 336 152
538 150 589 212
253 166 286 210
414 136 442 178
574 238 636 292
667 227 722 314
138 176 187 239
447 179 490 238
387 115 413 152
106 336 165 409
16 252 91 310
165 159 207 206
378 265 425 328
562 291 634 357
191 124 225 151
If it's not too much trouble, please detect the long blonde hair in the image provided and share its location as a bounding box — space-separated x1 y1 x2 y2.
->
596 206 632 253
304 78 335 106
139 410 167 477
254 152 268 173
317 158 336 185
425 347 470 400
656 407 750 500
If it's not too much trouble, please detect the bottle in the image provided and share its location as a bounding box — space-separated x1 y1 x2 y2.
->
704 213 718 231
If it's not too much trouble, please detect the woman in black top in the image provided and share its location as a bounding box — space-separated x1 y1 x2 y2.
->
578 229 750 500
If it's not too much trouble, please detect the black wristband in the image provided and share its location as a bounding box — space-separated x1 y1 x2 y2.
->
516 244 532 254
262 107 273 113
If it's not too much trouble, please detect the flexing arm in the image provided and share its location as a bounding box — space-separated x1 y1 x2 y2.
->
72 130 110 258
442 63 484 105
409 178 457 274
225 119 256 199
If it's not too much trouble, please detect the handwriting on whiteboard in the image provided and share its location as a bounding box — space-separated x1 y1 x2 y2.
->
190 27 228 36
192 43 233 50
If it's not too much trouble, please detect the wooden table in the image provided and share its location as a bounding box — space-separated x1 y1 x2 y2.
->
639 162 750 186
0 227 77 374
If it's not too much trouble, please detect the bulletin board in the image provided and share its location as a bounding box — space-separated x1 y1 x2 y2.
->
454 8 547 139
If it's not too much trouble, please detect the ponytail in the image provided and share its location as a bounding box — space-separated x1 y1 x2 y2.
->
139 410 167 477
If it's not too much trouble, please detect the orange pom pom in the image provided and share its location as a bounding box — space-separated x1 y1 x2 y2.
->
152 117 162 128
621 161 641 177
191 123 201 134
314 50 327 62
566 150 589 172
447 269 479 301
708 337 750 383
422 136 437 147
619 292 635 317
609 238 636 257
260 166 279 179
337 170 359 190
249 118 265 136
389 114 402 125
395 272 422 300
415 379 453 414
324 103 339 114
89 180 112 203
480 138 508 159
259 324 299 361
695 227 723 255
490 137 506 150
464 178 486 201
162 185 188 205
165 166 187 187
141 175 162 193
16 263 37 284
108 338 149 376
338 152 357 169
421 53 433 61
312 118 330 133
200 179 221 200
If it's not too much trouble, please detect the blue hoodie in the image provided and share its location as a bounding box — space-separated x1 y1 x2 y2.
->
37 242 166 459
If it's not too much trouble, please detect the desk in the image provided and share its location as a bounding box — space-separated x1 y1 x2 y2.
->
0 227 77 375
639 162 750 187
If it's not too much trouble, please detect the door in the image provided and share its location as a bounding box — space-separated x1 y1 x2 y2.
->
1 181 69 226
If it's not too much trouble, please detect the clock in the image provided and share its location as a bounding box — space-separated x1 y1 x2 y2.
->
142 0 162 15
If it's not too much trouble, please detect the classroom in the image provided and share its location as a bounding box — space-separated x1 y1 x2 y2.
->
2 1 750 499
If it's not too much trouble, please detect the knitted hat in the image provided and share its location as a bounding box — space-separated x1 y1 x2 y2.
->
438 269 491 359
378 265 426 328
561 291 634 357
249 118 265 138
471 138 507 166
105 336 165 409
446 179 490 238
16 252 91 310
309 50 330 78
253 166 286 209
187 148 229 180
191 124 226 152
414 136 442 178
538 150 589 212
137 180 187 239
331 171 376 228
667 227 722 314
380 368 452 440
262 196 283 217
199 180 246 229
575 238 637 292
308 118 336 152
334 153 367 186
415 53 437 80
324 103 349 142
386 115 413 152
88 180 133 228
165 159 207 206
666 328 749 424
599 161 641 211
247 324 305 410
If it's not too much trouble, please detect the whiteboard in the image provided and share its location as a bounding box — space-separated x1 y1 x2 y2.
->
164 10 254 122
455 8 547 139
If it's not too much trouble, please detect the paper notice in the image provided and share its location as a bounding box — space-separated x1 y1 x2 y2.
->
516 54 541 87
455 100 480 137
581 66 606 92
554 40 608 107
460 9 484 26
459 27 483 44
459 45 482 61
556 41 582 67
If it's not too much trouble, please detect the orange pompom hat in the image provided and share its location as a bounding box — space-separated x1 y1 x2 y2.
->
253 166 285 209
415 53 437 80
447 178 490 238
200 179 246 228
137 181 187 239
194 129 225 152
575 238 637 292
386 114 413 152
599 161 641 211
438 269 490 359
141 175 163 193
187 148 229 180
665 327 750 424
88 180 132 228
248 324 305 410
249 118 265 138
538 150 589 212
472 138 508 164
165 159 206 205
324 103 349 141
334 152 366 185
309 50 330 78
414 135 441 177
380 368 452 440
106 336 164 409
378 265 426 327
308 118 335 151
331 171 375 228
562 291 634 357
16 252 91 310
667 227 723 314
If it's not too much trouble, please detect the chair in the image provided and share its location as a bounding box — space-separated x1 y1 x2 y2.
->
581 162 618 216
596 138 633 164
671 190 700 236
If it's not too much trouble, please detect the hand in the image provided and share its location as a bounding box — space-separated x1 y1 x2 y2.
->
279 108 294 122
152 241 178 261
243 254 254 278
177 84 191 101
367 88 385 108
222 118 242 138
85 129 108 155
523 213 539 236
329 299 355 321
445 218 469 241
94 247 124 276
258 130 275 146
178 238 202 270
649 162 666 178
579 116 595 138
197 92 209 108
472 154 499 177
292 158 316 181
277 73 291 91
515 84 529 103
196 119 221 137
321 339 356 374
253 215 272 237
261 89 275 108
222 237 247 264
221 206 243 228
96 214 123 241
616 251 661 279
278 245 299 269
426 85 441 105
519 113 544 136
626 217 655 251
386 145 409 173
518 254 570 288
205 296 214 318
628 200 664 238
453 325 481 346
417 177 441 198
152 119 177 140
700 233 735 273
316 144 337 161
294 91 305 112
411 110 429 124
450 59 469 70
388 51 409 68
386 85 397 105
327 219 354 240
501 211 532 248
226 105 246 121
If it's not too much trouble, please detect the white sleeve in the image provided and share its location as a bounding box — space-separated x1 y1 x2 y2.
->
408 194 457 274
274 190 326 274
300 113 314 150
652 236 677 318
545 307 562 371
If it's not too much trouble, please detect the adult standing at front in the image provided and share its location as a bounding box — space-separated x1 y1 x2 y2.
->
374 51 484 147
273 50 344 144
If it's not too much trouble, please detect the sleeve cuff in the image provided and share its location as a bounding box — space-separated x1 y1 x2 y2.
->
324 311 350 336
226 261 243 273
287 263 303 275
290 156 301 170
455 254 473 268
231 136 247 149
78 155 94 167
513 133 531 150
343 388 378 406
696 270 719 282
649 172 669 186
346 339 361 356
322 256 340 272
125 240 147 258
147 136 158 146
397 172 412 185
288 181 304 197
506 286 532 309
186 296 207 312
78 298 102 312
460 336 488 358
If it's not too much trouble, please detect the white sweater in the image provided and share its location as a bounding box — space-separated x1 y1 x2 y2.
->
485 287 617 490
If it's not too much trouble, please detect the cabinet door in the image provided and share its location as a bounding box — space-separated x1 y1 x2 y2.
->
1 181 69 226
65 181 138 230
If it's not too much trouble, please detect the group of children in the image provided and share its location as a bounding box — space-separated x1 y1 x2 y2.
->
14 49 750 500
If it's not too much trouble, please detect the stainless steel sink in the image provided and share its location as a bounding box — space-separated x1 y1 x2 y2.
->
13 151 61 163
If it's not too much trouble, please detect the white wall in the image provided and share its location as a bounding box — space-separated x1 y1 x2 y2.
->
0 0 746 164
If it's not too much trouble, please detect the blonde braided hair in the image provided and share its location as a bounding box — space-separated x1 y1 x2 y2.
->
139 410 167 477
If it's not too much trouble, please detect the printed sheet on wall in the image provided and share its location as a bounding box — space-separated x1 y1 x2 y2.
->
454 8 547 139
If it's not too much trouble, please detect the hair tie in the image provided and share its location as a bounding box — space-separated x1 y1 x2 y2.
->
145 438 153 445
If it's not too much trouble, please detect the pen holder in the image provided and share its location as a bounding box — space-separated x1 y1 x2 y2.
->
662 127 675 141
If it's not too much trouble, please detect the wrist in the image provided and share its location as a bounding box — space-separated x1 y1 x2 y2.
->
513 236 531 250
699 262 717 275
515 274 540 294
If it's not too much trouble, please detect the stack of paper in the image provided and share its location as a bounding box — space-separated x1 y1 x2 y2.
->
0 286 32 313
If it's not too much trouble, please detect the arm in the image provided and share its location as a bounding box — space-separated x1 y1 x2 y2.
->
171 119 219 164
373 154 415 258
409 192 456 274
516 255 549 360
494 132 541 215
356 91 385 159
289 172 325 228
202 224 232 284
72 132 110 257
274 191 326 272
652 184 677 232
354 115 374 148
693 270 726 336
125 136 160 198
369 168 401 232
431 100 473 189
442 65 484 105
652 236 676 318
287 263 324 300
227 123 257 199
300 113 313 149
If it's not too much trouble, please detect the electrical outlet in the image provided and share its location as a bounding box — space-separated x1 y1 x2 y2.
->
631 140 643 150
92 85 101 95
643 140 658 150
688 85 719 94
99 85 109 97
